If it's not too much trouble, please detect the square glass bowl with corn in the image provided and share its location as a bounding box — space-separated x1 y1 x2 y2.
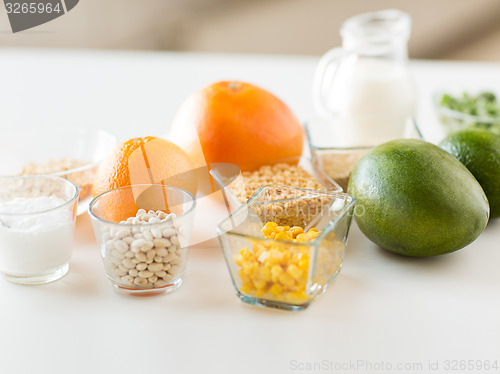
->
217 185 355 311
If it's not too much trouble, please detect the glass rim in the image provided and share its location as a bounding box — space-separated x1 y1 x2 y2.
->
88 183 196 226
7 161 99 178
0 125 117 177
0 175 79 216
216 185 356 245
341 9 411 41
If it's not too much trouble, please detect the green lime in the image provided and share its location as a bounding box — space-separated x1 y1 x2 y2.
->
440 128 500 218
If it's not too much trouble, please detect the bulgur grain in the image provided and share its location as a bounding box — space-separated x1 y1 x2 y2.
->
222 163 336 227
229 163 326 202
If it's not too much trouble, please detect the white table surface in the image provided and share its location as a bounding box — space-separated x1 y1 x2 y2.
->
0 48 499 374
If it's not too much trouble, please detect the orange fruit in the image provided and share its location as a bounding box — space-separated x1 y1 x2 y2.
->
170 81 303 172
92 136 197 222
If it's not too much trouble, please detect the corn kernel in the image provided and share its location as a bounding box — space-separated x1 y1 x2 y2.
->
308 231 320 239
261 222 277 236
234 253 244 267
278 272 295 288
257 251 269 263
241 285 252 294
287 264 302 280
270 264 283 282
253 278 267 290
269 283 283 296
267 248 284 265
282 249 292 263
242 262 258 276
290 226 304 238
259 266 271 283
262 221 278 231
298 258 309 271
276 225 290 233
238 268 249 282
240 247 252 258
295 233 310 242
275 231 290 241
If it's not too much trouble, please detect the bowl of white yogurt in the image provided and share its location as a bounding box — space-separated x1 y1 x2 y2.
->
0 175 79 284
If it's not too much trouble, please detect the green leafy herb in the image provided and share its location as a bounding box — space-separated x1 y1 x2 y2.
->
439 91 500 134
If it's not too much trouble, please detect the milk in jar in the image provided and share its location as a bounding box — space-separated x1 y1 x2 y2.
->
314 9 416 146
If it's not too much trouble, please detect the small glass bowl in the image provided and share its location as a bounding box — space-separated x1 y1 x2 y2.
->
217 185 355 311
0 175 78 284
433 91 500 135
89 184 196 296
0 125 117 216
306 117 422 190
209 156 343 212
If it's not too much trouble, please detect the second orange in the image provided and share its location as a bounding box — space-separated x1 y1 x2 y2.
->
92 136 197 221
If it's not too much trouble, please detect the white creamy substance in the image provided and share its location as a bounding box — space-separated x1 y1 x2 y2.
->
324 58 416 146
0 196 74 276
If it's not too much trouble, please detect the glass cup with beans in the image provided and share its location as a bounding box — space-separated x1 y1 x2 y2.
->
89 184 196 296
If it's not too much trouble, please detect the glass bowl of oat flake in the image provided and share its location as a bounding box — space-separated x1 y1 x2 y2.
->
209 156 342 211
217 185 356 311
0 125 117 215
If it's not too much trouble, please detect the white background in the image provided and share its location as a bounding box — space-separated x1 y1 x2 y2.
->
0 49 499 374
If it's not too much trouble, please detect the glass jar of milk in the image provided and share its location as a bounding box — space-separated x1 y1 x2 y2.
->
313 9 416 147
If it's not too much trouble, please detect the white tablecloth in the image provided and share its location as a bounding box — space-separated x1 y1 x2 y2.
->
0 49 499 374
